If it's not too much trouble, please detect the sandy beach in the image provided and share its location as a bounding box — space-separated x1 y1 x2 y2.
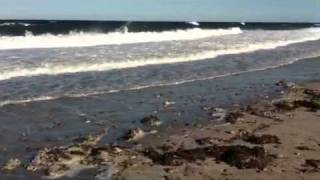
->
0 57 319 179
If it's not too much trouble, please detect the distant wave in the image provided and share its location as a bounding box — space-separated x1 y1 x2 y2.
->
0 27 242 50
0 22 32 27
187 21 200 26
1 29 320 81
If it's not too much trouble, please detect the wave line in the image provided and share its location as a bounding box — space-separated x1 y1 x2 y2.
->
0 33 320 81
0 27 241 50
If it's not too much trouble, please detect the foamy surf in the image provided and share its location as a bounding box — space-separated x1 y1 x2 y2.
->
1 52 319 108
0 31 320 81
0 27 241 50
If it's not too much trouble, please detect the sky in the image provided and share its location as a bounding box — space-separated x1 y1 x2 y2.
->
0 0 320 22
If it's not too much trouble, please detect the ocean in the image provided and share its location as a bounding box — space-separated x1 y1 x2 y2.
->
0 20 320 107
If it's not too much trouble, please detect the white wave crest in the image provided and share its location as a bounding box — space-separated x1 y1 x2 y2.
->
0 22 32 26
1 29 320 81
0 27 242 50
187 21 200 26
0 22 16 26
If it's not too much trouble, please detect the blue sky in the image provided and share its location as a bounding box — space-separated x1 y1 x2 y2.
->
1 0 320 22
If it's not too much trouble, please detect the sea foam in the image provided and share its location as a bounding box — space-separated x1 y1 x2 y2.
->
0 28 320 81
0 27 241 50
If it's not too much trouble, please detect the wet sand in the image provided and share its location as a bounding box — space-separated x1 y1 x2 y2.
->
0 57 320 179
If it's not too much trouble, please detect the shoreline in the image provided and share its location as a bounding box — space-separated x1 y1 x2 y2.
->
0 57 320 179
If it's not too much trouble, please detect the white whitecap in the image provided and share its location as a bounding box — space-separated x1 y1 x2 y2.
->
0 22 16 26
0 27 242 50
0 22 32 26
0 28 320 81
188 21 200 26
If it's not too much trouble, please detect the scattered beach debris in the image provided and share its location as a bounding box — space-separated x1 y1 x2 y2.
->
28 147 92 178
304 89 320 97
273 100 296 111
241 134 281 145
210 108 227 121
216 145 273 170
296 146 315 151
301 159 320 173
26 134 137 179
276 80 296 89
294 99 320 110
305 159 320 169
73 133 105 146
143 145 273 170
122 128 146 142
28 144 93 177
122 127 157 141
2 158 21 171
195 137 212 145
273 98 320 112
225 111 245 124
245 105 279 120
141 115 162 127
163 100 176 107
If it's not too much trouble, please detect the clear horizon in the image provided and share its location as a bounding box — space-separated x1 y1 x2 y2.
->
0 0 320 23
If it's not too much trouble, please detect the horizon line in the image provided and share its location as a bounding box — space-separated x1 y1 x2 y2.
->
0 19 319 24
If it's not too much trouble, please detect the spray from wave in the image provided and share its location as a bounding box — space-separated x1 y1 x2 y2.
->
0 27 241 50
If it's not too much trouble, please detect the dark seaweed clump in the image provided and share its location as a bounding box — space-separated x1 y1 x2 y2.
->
144 145 273 170
241 134 281 145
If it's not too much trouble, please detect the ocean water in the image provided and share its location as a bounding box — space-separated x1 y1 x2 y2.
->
0 20 320 106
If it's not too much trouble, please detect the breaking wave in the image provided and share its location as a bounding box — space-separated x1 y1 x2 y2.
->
0 27 242 50
1 30 320 81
